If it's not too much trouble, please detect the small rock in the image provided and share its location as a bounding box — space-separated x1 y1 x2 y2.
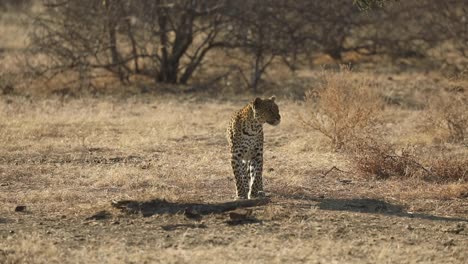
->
14 206 26 212
184 207 202 221
406 224 414 231
443 239 455 247
140 163 151 170
112 221 120 225
9 230 14 234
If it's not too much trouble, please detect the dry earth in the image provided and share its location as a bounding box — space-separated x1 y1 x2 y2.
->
0 93 467 264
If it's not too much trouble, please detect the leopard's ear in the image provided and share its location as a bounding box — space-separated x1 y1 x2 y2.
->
253 97 262 109
269 96 276 102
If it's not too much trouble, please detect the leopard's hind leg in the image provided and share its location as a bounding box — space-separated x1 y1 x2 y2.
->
231 154 249 199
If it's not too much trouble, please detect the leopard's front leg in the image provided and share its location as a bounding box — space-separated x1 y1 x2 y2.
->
248 152 264 199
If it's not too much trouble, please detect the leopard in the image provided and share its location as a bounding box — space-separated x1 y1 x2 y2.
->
226 96 281 199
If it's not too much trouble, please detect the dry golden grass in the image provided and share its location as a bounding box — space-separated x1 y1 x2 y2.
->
1 12 467 262
1 82 467 263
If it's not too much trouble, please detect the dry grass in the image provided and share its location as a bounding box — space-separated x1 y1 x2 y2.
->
1 5 467 263
1 85 467 263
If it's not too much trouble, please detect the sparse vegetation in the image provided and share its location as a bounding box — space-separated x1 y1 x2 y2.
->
302 67 382 150
426 90 468 143
351 137 419 179
1 1 468 264
426 155 468 183
13 0 467 93
351 136 468 182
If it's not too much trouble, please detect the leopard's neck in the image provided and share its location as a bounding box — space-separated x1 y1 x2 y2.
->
240 104 263 136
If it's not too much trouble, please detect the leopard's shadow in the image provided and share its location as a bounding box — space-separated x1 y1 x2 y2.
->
111 198 269 217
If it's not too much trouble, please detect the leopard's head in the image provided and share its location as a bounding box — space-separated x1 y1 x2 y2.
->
252 96 281 126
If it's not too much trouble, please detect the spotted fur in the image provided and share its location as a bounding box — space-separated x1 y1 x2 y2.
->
227 96 281 199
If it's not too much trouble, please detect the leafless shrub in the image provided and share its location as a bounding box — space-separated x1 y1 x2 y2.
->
426 91 468 143
428 1 468 73
221 0 314 92
351 137 468 183
28 0 229 88
18 0 468 94
0 0 32 11
27 1 412 93
427 156 468 183
301 66 383 150
351 137 427 180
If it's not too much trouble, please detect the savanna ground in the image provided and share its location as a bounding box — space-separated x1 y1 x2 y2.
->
1 81 467 263
1 4 468 264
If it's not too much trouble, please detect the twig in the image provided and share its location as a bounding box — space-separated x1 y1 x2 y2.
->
385 154 435 177
322 166 349 176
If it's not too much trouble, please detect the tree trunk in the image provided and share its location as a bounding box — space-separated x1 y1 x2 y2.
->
250 44 264 93
125 17 139 74
326 47 343 61
251 66 261 93
157 7 171 83
104 0 126 82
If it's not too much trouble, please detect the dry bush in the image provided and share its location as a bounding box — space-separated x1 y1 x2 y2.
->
439 183 468 199
426 91 468 143
0 0 32 11
302 67 382 150
351 137 422 179
426 155 468 183
352 136 468 183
